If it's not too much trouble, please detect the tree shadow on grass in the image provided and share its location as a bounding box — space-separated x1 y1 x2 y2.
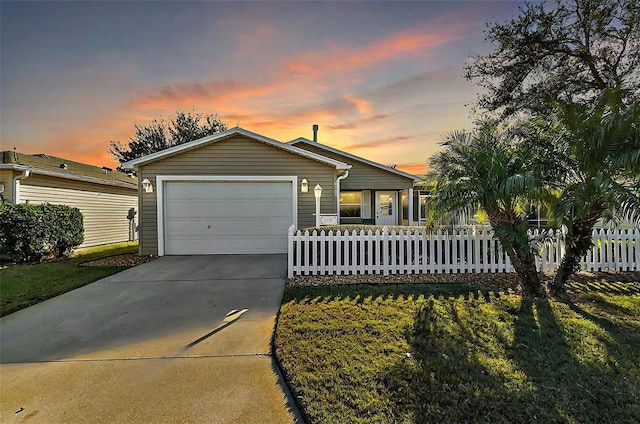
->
566 278 640 296
381 294 640 423
513 297 640 422
380 294 537 423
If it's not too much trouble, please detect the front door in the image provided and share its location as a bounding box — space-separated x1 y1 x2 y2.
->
375 191 397 225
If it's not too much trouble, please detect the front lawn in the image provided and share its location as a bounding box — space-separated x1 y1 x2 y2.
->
275 282 640 423
0 242 139 316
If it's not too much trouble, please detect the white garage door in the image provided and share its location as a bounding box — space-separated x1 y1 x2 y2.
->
163 180 294 254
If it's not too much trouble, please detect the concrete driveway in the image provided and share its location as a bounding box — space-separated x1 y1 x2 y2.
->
0 255 300 423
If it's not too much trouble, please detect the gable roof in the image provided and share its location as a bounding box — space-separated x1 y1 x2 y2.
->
1 151 137 189
288 137 420 182
122 127 350 170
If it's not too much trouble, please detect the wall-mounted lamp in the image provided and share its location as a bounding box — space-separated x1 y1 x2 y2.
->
141 178 154 193
314 184 323 228
301 178 308 193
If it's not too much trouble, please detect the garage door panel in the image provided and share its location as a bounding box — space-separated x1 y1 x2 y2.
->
163 180 294 255
165 182 290 199
165 202 292 220
164 216 292 235
166 234 288 255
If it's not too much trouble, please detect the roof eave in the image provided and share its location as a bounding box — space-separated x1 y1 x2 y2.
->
0 164 137 189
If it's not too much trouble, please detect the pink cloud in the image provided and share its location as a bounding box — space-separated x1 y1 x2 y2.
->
283 24 467 78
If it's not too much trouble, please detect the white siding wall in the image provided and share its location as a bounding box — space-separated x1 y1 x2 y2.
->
19 175 138 248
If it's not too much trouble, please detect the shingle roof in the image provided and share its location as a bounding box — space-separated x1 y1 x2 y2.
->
1 151 137 189
288 138 420 182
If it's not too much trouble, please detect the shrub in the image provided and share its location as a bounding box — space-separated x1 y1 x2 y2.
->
0 202 84 261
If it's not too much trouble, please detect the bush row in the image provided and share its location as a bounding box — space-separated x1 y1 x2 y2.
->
0 202 84 261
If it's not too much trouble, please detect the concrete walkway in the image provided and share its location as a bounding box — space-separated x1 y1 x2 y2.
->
0 255 300 423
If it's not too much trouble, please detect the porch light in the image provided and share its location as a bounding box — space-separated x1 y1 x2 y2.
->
141 178 154 193
301 178 308 193
314 184 322 229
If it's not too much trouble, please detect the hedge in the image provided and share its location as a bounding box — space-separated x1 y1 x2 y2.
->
0 202 84 261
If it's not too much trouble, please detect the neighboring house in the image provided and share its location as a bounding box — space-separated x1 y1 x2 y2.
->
0 151 138 248
122 127 420 256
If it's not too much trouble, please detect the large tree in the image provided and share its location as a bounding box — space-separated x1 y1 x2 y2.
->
109 111 228 168
465 0 640 118
428 121 550 296
540 88 640 292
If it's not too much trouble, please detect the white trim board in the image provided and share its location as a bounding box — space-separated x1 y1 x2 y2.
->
155 175 298 256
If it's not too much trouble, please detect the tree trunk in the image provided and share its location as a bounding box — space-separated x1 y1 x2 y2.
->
505 247 544 297
552 218 597 293
488 212 544 297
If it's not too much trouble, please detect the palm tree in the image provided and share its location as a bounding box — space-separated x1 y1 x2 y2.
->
543 89 640 292
428 120 547 296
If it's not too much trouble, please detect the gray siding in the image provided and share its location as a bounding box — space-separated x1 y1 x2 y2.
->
138 135 337 255
19 175 138 248
296 143 415 190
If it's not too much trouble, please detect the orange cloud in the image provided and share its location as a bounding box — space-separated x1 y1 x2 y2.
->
132 78 290 112
345 94 372 115
396 162 427 176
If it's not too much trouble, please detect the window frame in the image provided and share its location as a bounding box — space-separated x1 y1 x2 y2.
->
339 191 363 218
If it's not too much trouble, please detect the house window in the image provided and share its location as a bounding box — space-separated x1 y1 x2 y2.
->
340 191 362 217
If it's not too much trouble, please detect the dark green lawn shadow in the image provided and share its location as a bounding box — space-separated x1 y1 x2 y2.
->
380 294 640 423
567 294 639 327
512 297 640 423
380 295 539 424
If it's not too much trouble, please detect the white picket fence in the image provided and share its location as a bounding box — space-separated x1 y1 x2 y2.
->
287 225 640 277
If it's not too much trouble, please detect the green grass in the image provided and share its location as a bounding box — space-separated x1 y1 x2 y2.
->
0 242 139 316
275 283 640 423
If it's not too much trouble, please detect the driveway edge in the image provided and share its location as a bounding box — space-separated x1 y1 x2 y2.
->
272 308 308 424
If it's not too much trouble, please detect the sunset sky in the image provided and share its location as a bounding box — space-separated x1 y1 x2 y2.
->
1 1 525 175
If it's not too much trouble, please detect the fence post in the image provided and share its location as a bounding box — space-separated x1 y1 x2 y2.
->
634 228 640 271
382 226 389 275
328 230 334 275
303 230 310 275
287 225 295 278
319 230 326 275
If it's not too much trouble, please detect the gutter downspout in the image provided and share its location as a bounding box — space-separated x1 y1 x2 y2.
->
13 168 31 203
335 169 350 225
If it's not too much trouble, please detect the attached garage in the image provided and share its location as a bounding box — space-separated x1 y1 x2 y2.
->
123 128 348 256
160 177 295 255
